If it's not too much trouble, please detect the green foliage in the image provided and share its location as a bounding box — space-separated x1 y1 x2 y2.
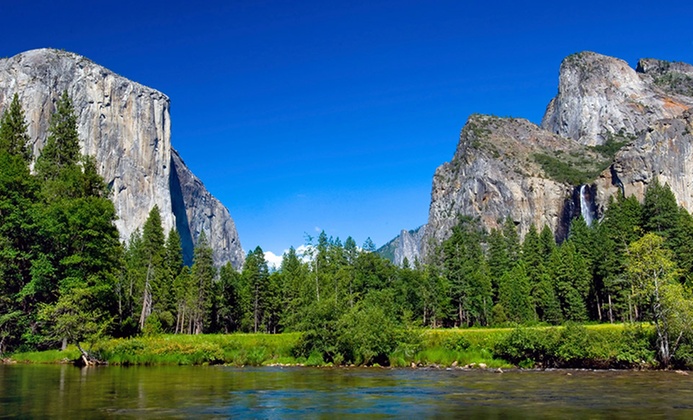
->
441 216 492 327
190 231 216 334
643 178 679 239
0 93 31 162
35 91 81 181
493 327 560 367
627 233 690 366
554 323 589 364
616 324 656 366
589 133 630 159
492 324 656 369
653 71 693 96
38 286 113 350
4 91 693 373
534 132 628 186
533 152 605 185
441 334 471 352
547 242 590 321
336 297 399 365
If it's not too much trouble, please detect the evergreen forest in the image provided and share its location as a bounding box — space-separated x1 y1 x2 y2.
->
2 93 693 367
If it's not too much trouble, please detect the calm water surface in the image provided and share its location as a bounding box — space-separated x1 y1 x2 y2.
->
1 364 692 418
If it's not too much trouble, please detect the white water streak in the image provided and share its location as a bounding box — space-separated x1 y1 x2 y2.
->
579 185 593 226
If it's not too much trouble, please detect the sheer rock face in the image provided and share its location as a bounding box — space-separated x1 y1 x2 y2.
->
421 115 589 258
541 52 693 146
393 226 426 266
389 52 693 263
595 110 693 212
171 150 244 268
0 48 244 268
377 226 426 267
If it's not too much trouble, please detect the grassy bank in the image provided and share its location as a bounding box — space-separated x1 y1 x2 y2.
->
416 323 657 369
9 324 661 369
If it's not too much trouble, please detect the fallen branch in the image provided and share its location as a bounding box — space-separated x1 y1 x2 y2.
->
75 342 106 367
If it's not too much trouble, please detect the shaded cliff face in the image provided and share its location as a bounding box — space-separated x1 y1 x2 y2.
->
541 52 693 146
0 49 244 268
171 150 244 268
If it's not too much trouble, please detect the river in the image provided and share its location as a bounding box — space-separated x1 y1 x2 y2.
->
1 364 692 418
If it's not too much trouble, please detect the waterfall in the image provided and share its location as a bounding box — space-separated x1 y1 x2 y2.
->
579 185 594 226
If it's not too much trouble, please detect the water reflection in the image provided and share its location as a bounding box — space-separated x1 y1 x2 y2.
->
1 365 692 418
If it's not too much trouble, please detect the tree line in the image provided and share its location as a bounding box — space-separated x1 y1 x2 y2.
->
2 93 692 366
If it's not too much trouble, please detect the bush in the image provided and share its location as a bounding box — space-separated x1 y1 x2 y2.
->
442 335 471 352
336 304 399 366
493 327 559 367
555 323 589 366
616 325 656 368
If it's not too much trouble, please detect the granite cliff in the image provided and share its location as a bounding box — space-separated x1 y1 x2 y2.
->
383 51 693 264
0 49 244 268
542 52 693 147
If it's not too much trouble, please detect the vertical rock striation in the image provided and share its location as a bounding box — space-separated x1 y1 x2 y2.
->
0 48 244 268
541 52 693 146
377 226 426 266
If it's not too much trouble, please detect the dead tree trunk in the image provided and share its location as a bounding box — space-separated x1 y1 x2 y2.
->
75 342 105 367
139 262 154 330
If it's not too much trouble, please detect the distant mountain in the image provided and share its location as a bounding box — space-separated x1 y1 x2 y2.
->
377 225 425 266
382 51 693 264
0 49 244 268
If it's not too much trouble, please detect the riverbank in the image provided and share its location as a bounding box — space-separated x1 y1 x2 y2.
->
7 323 667 369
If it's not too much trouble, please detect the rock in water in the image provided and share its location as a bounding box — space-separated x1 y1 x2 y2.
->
0 49 244 268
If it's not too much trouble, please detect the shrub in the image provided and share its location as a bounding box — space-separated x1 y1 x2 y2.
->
555 323 589 366
336 304 399 366
442 335 471 352
493 327 559 367
616 325 656 368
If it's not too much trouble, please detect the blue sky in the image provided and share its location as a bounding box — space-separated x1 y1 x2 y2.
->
2 1 693 259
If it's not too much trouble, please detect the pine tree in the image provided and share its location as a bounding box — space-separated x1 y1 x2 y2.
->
191 231 215 334
213 262 242 333
280 247 309 330
0 111 38 352
596 195 643 322
173 266 194 334
241 246 269 333
0 93 31 162
539 225 556 259
642 178 678 239
496 261 534 323
568 216 600 317
154 228 183 331
487 228 510 298
35 91 81 181
670 208 693 282
502 217 520 265
521 224 543 285
547 243 590 321
442 217 492 327
138 206 166 330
